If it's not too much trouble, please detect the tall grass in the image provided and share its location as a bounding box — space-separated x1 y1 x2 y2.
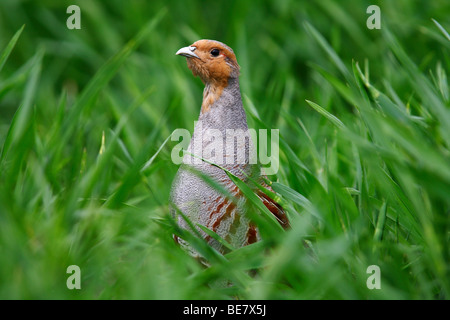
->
0 0 449 299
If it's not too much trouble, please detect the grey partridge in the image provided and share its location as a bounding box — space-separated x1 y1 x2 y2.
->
170 40 288 257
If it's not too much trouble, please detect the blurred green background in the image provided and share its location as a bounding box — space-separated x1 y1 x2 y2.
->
0 0 449 299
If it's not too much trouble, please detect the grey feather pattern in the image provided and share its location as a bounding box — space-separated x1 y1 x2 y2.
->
170 77 260 255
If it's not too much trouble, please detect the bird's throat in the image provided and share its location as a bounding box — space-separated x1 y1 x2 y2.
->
201 77 240 114
202 83 224 113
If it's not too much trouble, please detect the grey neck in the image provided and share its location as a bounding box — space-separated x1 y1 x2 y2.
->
198 77 248 131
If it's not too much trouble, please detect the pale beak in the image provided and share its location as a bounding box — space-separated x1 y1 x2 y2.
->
176 46 200 59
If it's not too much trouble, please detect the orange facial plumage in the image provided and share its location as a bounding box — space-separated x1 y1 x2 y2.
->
176 40 240 113
185 40 240 83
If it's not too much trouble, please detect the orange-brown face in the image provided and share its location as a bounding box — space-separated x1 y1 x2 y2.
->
176 40 240 86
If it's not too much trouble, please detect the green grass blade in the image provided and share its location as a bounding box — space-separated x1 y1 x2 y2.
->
305 99 345 130
432 18 450 41
0 25 24 74
304 21 351 81
0 49 43 163
197 224 236 252
271 182 322 221
225 171 285 232
373 201 387 242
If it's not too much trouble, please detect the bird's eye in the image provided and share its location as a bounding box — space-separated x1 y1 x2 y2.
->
210 48 220 57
